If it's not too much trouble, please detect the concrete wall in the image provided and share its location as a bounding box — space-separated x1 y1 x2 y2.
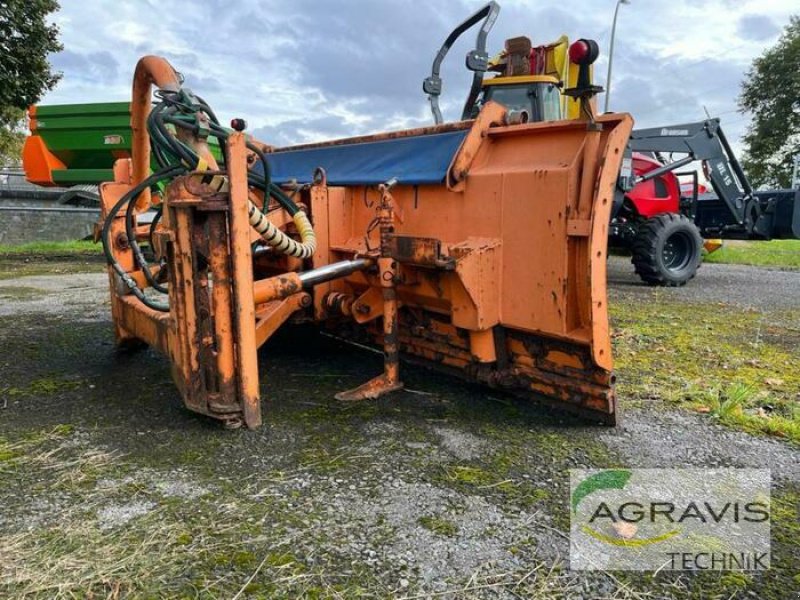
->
0 171 100 245
0 198 99 245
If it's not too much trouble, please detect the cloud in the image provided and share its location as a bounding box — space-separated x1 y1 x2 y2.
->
41 0 795 154
737 14 780 41
50 50 119 85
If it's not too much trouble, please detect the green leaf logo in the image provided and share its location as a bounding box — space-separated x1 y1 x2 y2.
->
572 469 681 547
572 469 632 514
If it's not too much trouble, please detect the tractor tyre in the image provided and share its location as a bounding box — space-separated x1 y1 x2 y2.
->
631 213 703 287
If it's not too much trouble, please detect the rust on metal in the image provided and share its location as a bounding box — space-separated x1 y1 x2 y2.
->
335 186 404 401
96 54 634 428
131 55 182 210
254 293 309 349
227 133 261 428
252 273 303 305
386 235 455 270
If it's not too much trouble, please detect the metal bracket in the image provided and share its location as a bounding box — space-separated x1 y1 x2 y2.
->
386 235 455 269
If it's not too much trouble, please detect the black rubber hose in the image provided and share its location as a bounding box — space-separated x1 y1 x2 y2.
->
102 168 177 267
112 91 306 309
149 102 196 167
101 165 184 312
149 206 162 250
125 183 168 294
246 141 273 212
167 114 299 216
147 104 172 169
153 109 197 167
268 184 299 216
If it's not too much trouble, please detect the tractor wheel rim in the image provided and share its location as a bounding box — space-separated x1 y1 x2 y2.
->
662 231 692 271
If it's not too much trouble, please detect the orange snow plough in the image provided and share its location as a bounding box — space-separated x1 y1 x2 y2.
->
89 51 631 429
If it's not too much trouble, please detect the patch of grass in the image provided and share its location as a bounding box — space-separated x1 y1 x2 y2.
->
433 423 616 519
704 239 800 268
610 298 800 443
0 449 20 462
0 240 99 256
0 426 114 502
759 488 800 599
442 463 518 494
735 411 800 443
771 490 800 547
51 424 75 436
674 383 800 444
417 515 459 537
0 428 386 598
175 532 193 546
29 378 83 395
214 549 258 569
437 447 558 511
708 383 753 419
0 258 102 280
5 377 84 399
444 464 494 486
719 571 752 589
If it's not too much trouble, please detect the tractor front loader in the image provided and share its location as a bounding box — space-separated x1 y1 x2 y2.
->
76 53 632 428
612 120 800 286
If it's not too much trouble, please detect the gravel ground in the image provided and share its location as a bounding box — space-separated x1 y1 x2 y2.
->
0 271 110 319
1 256 796 332
598 409 800 480
0 258 798 598
608 255 800 311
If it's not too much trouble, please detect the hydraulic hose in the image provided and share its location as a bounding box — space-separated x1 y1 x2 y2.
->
248 204 316 259
101 165 183 312
126 182 167 294
153 96 314 260
156 94 314 259
108 57 320 313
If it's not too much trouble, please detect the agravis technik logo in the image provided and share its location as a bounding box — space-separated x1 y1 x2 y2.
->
569 469 771 571
572 469 682 547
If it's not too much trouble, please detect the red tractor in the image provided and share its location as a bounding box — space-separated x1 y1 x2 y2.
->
611 120 799 286
611 149 706 286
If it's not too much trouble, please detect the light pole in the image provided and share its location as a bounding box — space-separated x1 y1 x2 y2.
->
604 0 630 113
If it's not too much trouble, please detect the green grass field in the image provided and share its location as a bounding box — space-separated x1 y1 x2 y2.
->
704 239 800 268
0 240 99 256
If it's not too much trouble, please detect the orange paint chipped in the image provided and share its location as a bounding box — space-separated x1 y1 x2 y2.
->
95 55 632 429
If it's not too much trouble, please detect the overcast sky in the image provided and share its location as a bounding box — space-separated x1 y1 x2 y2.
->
44 0 795 153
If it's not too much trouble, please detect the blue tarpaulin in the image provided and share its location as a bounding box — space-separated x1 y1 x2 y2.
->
258 129 468 187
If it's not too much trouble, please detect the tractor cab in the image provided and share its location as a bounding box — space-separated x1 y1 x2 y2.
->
422 2 598 125
472 75 563 122
471 34 575 122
